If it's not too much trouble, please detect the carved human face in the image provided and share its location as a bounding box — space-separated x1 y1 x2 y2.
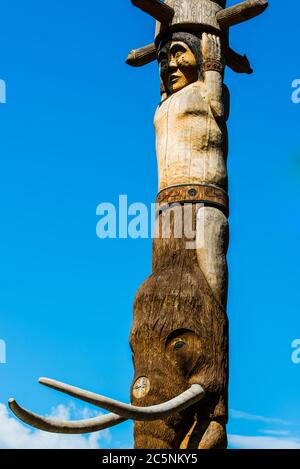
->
158 41 198 95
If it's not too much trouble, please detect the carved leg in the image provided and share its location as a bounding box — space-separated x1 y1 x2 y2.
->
198 421 227 449
196 206 229 308
180 415 227 450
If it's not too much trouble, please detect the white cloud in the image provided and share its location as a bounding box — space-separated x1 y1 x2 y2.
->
0 402 112 449
230 409 289 426
2 402 299 450
229 409 300 449
260 429 291 437
229 434 300 449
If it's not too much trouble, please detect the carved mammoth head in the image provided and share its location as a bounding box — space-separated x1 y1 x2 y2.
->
129 235 228 449
8 242 228 449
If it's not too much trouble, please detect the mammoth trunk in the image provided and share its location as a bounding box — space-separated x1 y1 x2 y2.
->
130 204 229 449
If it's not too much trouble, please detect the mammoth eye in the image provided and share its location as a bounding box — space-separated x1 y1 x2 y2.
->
174 340 185 350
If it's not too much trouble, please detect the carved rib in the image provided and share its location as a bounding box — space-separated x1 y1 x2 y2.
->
8 399 126 434
226 48 253 74
40 378 205 421
131 0 174 23
217 0 268 30
126 43 157 67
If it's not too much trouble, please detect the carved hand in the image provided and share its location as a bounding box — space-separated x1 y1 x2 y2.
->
202 33 224 73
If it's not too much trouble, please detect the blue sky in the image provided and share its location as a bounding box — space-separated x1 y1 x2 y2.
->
0 0 300 449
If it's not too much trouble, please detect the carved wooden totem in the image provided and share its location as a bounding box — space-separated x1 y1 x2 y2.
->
9 0 268 450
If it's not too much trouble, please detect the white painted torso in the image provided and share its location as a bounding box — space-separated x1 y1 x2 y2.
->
154 81 228 192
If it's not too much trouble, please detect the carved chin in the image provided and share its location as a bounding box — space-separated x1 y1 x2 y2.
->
168 73 198 94
169 78 189 93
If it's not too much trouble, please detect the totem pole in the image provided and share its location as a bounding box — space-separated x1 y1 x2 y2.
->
8 0 268 450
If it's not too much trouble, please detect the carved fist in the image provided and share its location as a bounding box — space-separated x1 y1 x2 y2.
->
202 33 224 73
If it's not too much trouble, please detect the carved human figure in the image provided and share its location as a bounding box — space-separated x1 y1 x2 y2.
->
155 32 229 308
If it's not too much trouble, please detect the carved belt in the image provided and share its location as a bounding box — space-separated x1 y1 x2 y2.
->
156 184 229 216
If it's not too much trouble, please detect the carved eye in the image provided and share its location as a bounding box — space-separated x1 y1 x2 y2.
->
170 44 187 56
174 340 185 350
174 50 184 60
165 329 202 375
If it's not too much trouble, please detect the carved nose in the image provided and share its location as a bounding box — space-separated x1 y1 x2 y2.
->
168 57 177 71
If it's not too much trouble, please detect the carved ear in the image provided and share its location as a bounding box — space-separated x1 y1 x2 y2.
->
131 0 174 23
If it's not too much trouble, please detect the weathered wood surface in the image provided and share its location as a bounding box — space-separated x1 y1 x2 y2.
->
155 33 229 193
128 30 230 449
129 0 268 70
126 0 267 451
216 0 268 30
154 31 229 305
226 48 253 74
131 0 268 36
132 0 174 23
7 0 268 453
155 0 224 42
126 42 253 75
156 184 229 213
181 417 227 449
131 205 228 449
126 43 157 67
155 80 229 192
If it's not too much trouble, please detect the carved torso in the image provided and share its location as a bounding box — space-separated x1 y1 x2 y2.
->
154 81 228 192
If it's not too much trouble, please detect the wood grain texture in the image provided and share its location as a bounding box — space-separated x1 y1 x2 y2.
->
127 0 266 450
181 417 227 449
131 206 229 449
129 32 229 448
154 82 229 192
226 47 253 74
155 0 224 44
125 42 254 75
132 0 175 23
156 184 229 214
216 0 268 30
126 43 157 67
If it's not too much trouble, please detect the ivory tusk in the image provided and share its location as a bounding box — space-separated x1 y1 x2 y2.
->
39 378 205 421
8 398 126 434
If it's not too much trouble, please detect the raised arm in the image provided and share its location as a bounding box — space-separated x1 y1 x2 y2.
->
202 33 226 119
